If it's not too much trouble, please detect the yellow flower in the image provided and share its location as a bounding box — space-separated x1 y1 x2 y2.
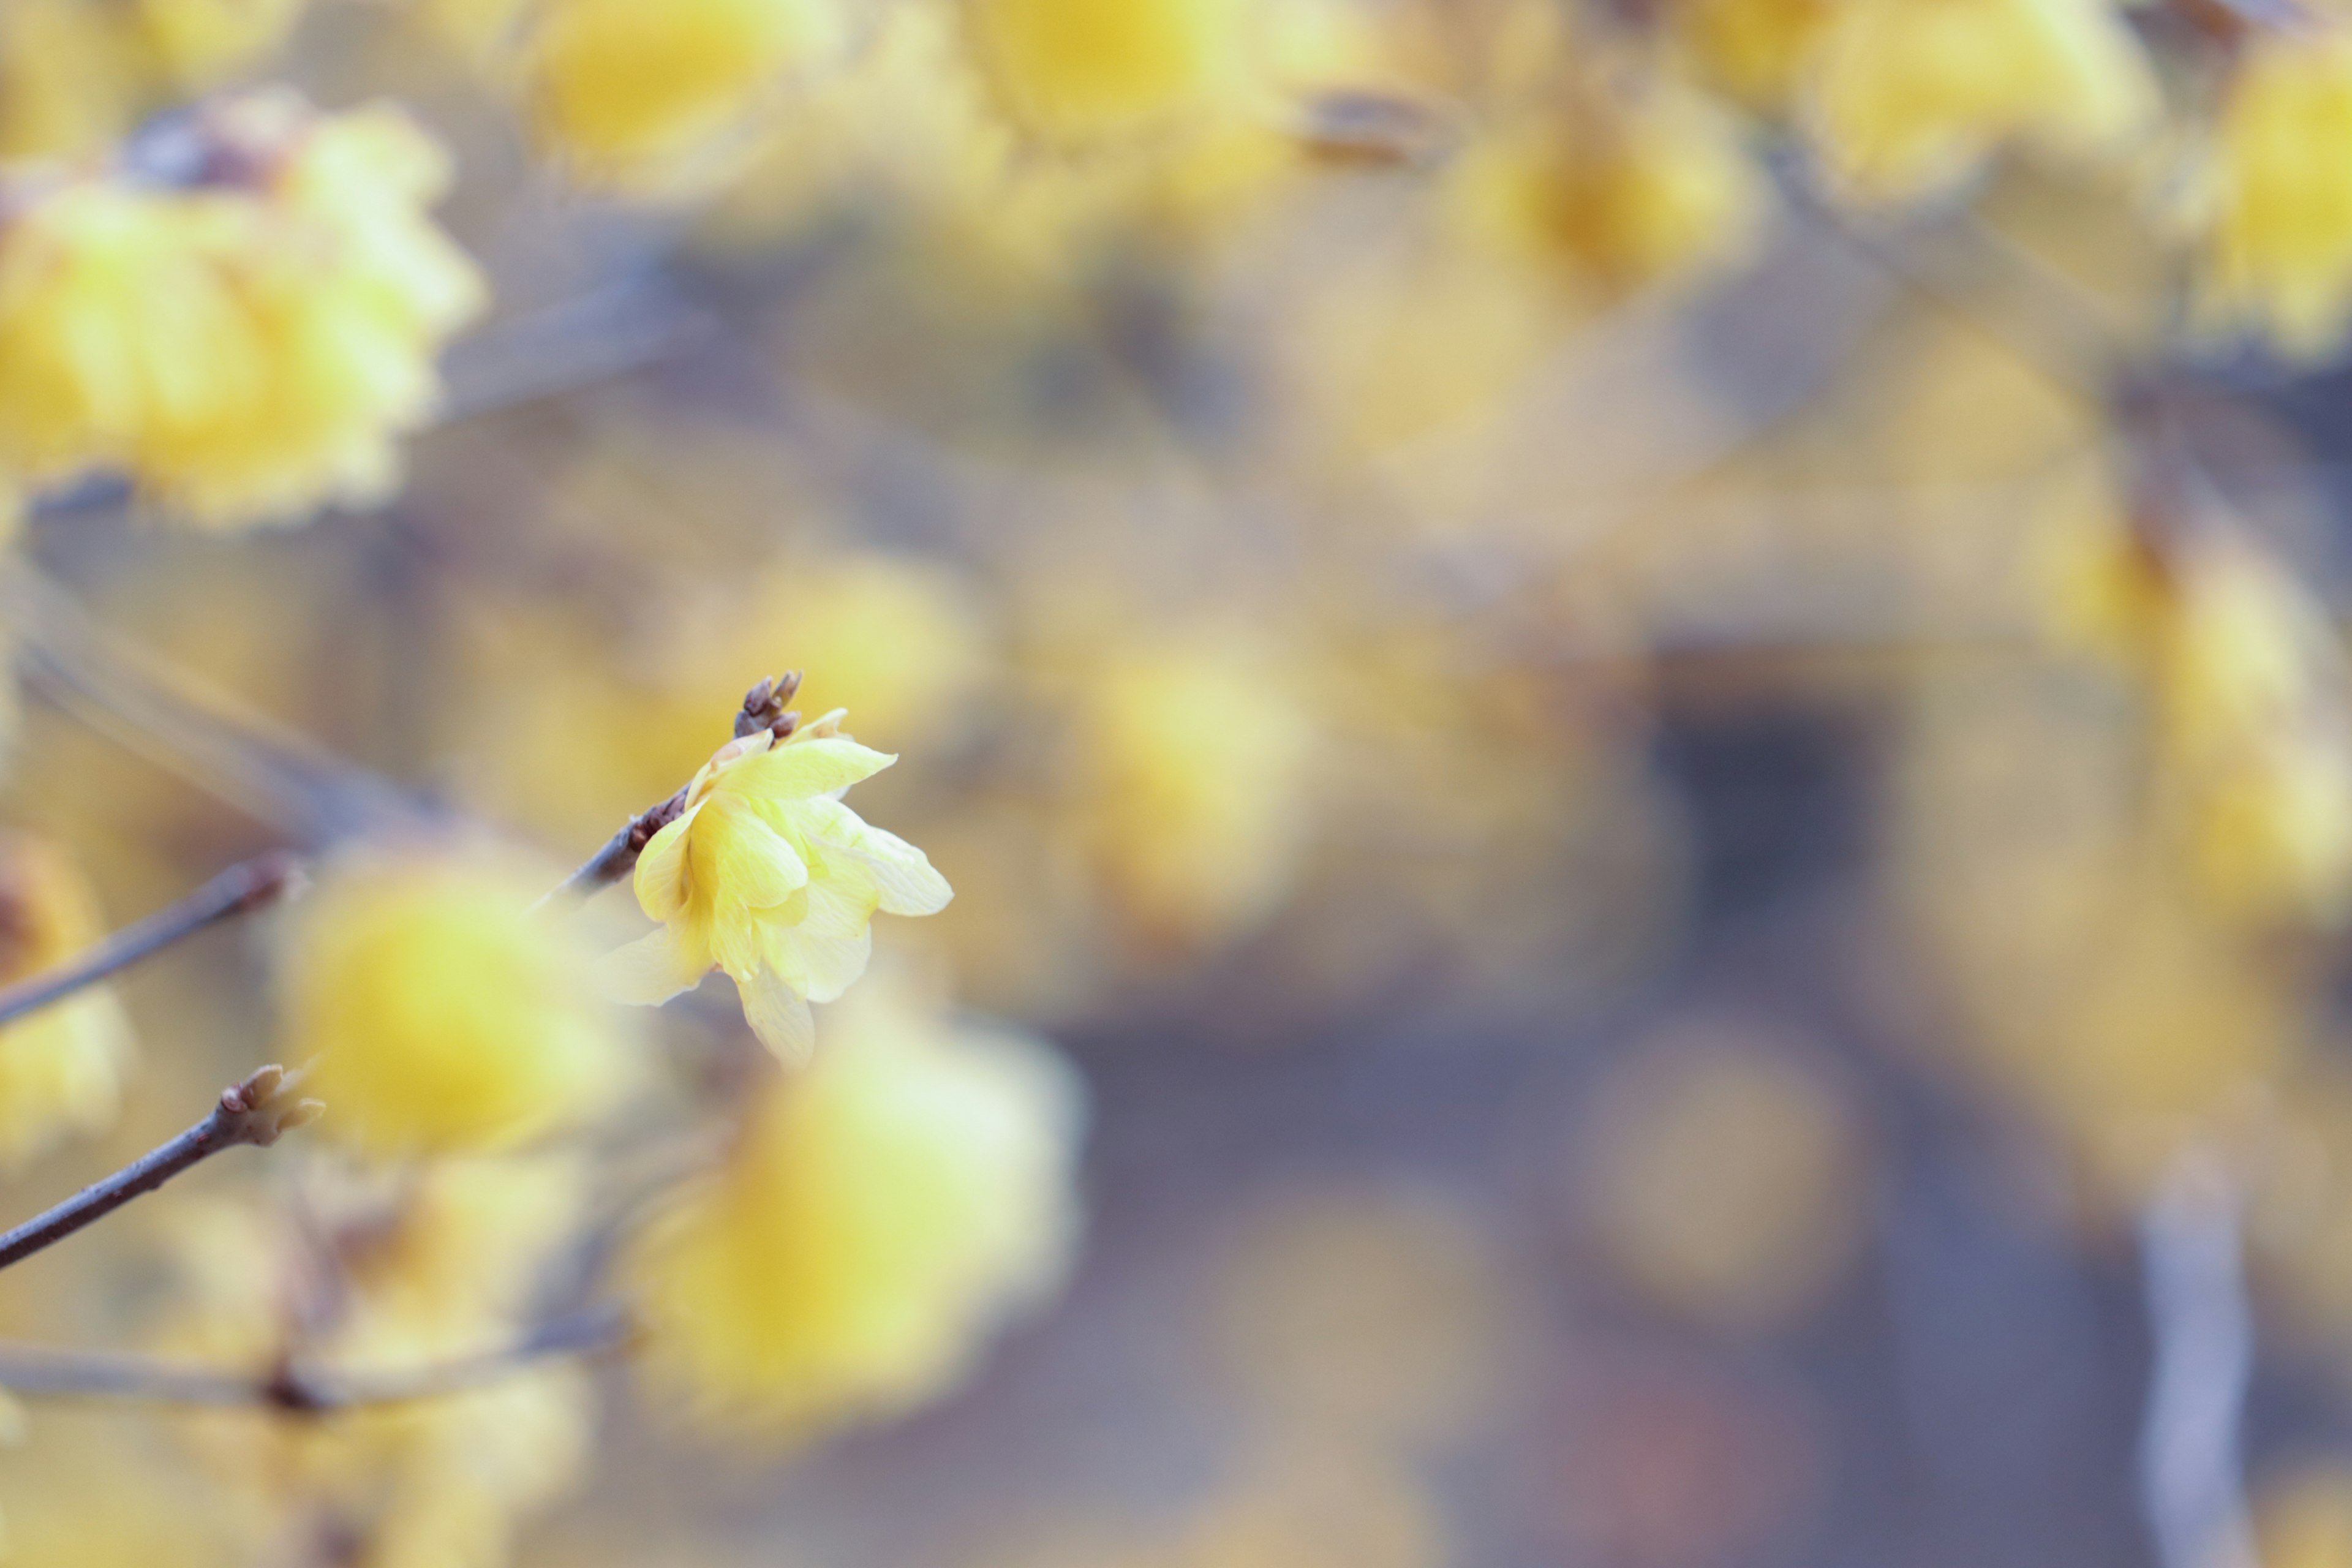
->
959 0 1254 149
2196 30 2352 358
283 846 642 1156
0 92 484 527
1450 78 1764 296
0 834 133 1172
1074 639 1315 949
1674 0 1839 107
606 720 953 1063
1806 0 2154 205
133 0 307 86
524 0 852 187
624 976 1082 1442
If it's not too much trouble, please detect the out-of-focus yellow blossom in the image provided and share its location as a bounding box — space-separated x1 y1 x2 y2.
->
2257 1464 2352 1568
0 834 132 1172
1072 639 1316 950
959 0 1254 151
2045 506 2352 927
0 1 144 160
1575 1020 1869 1331
0 0 305 164
1673 0 1838 107
606 719 953 1062
156 1160 595 1568
1806 0 2154 205
0 92 484 527
283 846 642 1156
133 0 307 85
524 0 853 188
2196 31 2352 358
624 977 1083 1441
1451 80 1764 296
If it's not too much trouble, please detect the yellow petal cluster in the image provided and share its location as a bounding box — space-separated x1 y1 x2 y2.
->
959 0 1254 151
282 846 642 1157
0 91 484 527
0 0 306 162
2196 30 2352 358
1074 641 1316 949
1673 0 1838 107
2047 508 2352 926
1806 0 2154 205
1450 79 1764 297
522 0 853 187
606 720 953 1063
623 978 1083 1441
154 1158 595 1568
0 834 132 1172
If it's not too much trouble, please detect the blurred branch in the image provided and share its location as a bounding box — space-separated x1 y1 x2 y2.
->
0 1065 321 1275
2138 1153 2261 1568
7 570 437 844
0 1302 632 1412
535 673 802 910
0 851 301 1030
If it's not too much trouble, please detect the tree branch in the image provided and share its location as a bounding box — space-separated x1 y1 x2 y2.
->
0 851 301 1030
0 1303 633 1413
0 1065 322 1275
534 673 802 910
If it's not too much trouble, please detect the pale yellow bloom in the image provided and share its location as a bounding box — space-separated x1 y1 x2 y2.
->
606 721 953 1063
525 0 852 186
0 92 484 527
284 847 642 1156
2196 31 2352 358
1074 640 1315 949
1807 0 2154 205
960 0 1254 149
133 0 307 85
0 834 132 1172
1674 0 1839 107
624 977 1082 1441
2045 507 2352 926
1450 80 1764 296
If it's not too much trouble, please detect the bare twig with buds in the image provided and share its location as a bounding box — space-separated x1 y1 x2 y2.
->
536 673 804 910
0 1065 323 1275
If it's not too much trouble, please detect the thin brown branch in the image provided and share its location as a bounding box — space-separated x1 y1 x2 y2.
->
0 1303 633 1414
0 1065 322 1275
535 673 803 910
0 851 301 1030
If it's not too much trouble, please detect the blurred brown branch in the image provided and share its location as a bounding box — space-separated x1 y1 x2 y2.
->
0 1302 631 1412
0 851 301 1030
0 1065 320 1275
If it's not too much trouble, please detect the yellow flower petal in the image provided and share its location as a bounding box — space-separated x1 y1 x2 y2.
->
635 802 702 921
690 795 810 910
732 736 898 802
602 925 712 1006
737 963 816 1065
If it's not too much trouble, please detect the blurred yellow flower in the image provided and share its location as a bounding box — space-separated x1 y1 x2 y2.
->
624 976 1083 1441
2046 507 2352 926
525 0 851 187
0 92 484 527
960 0 1254 149
0 834 133 1172
1451 80 1764 296
133 0 307 85
1074 639 1316 950
606 721 952 1063
1806 0 2154 205
284 846 642 1156
2197 30 2352 358
1674 0 1838 107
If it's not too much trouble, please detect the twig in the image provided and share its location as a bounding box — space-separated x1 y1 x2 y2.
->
0 851 301 1030
2138 1152 2261 1568
0 1303 633 1414
533 673 803 910
0 1065 322 1275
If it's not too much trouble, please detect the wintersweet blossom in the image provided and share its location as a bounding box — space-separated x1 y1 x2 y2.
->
605 717 953 1062
960 0 1252 150
2197 31 2352 358
0 835 133 1172
623 977 1082 1441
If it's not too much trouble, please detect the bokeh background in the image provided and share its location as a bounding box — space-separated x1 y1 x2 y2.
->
2 0 2351 1564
